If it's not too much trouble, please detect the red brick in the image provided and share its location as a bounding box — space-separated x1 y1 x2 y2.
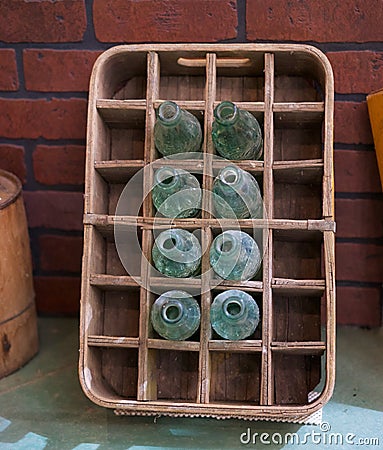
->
33 145 85 186
23 191 83 231
0 49 19 91
39 235 83 273
0 98 87 140
246 1 383 42
0 1 86 43
23 50 101 92
335 150 381 193
336 199 383 239
0 144 26 183
34 276 80 315
336 243 383 283
337 286 381 327
335 102 373 145
93 0 238 42
327 51 383 95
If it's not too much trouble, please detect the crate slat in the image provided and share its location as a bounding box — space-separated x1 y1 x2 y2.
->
198 53 217 404
96 99 146 126
88 335 139 348
89 274 140 290
94 160 144 183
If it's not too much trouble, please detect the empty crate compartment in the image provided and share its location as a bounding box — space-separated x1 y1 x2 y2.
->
102 288 140 338
273 165 323 219
215 52 265 102
274 119 323 161
273 50 325 103
273 294 321 342
100 348 139 400
273 230 324 280
210 352 262 404
95 110 145 161
153 349 199 402
273 352 323 405
158 51 206 101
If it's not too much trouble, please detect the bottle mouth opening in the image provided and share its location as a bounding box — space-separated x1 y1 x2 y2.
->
220 239 233 253
156 167 178 188
162 176 175 185
157 230 195 255
215 101 237 124
221 167 238 185
162 301 184 323
223 298 244 319
163 237 177 250
215 232 237 256
158 101 180 123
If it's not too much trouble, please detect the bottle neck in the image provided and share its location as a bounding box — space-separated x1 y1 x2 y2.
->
214 101 239 126
157 101 181 127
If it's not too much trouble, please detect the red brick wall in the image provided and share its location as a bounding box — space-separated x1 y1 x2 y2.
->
0 1 382 325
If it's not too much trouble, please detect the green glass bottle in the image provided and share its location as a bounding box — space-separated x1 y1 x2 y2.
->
151 290 201 340
154 101 202 157
212 101 263 160
152 228 201 278
209 230 261 281
210 290 260 340
212 165 263 219
152 166 201 218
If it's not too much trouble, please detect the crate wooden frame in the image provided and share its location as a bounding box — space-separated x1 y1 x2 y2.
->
79 44 335 421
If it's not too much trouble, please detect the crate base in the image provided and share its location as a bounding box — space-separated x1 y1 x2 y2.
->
114 391 322 424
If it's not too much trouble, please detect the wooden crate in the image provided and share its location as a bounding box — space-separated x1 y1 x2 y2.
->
79 44 335 421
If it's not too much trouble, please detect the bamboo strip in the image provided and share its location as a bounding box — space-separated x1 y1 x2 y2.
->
88 336 139 348
152 158 205 171
153 100 205 110
261 52 275 406
209 340 262 352
322 230 336 404
198 53 217 404
271 341 326 353
89 274 140 290
147 339 200 351
322 55 335 218
137 51 160 401
213 101 265 111
273 102 324 112
94 160 144 183
84 213 336 234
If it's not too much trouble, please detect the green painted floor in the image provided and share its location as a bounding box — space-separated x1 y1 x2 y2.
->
0 318 382 449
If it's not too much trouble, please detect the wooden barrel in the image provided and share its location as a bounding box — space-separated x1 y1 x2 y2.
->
0 169 38 378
